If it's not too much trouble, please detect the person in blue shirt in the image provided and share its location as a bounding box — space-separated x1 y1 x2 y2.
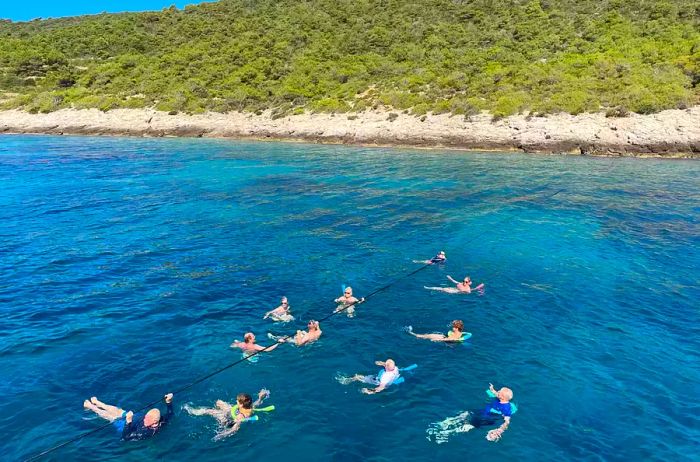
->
426 383 515 444
479 384 514 441
83 393 174 441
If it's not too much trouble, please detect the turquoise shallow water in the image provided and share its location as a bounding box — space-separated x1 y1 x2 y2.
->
1 135 699 461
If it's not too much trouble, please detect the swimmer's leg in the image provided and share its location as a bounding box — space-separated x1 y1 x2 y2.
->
413 332 447 341
424 286 459 294
183 404 221 418
426 411 474 444
354 375 379 385
90 397 122 415
336 373 377 385
469 413 499 429
215 400 232 412
84 400 123 421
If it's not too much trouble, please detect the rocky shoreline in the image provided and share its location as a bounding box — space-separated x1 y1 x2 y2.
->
1 107 699 158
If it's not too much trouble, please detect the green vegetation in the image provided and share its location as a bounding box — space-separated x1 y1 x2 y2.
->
1 0 698 117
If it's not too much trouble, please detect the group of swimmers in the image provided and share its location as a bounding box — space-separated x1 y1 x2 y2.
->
83 250 514 444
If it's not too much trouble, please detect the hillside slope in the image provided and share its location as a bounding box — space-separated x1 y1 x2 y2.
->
1 0 698 117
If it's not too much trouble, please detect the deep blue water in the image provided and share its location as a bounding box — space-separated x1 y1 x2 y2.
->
1 135 699 462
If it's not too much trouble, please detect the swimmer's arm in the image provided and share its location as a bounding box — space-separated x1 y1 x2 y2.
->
260 342 281 351
162 394 175 424
363 383 386 394
122 411 135 439
447 275 460 284
494 416 510 437
213 422 241 441
253 389 269 408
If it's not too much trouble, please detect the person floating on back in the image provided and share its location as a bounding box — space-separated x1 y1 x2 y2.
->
414 250 447 264
269 320 322 346
426 383 516 444
424 275 484 294
231 332 283 354
184 389 274 441
334 286 364 317
405 320 471 342
263 296 294 322
83 393 174 441
338 359 401 394
483 384 515 441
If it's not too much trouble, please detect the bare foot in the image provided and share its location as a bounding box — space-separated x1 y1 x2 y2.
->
90 397 99 405
84 399 91 409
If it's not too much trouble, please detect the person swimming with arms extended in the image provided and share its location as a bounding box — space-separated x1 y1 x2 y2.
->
184 389 273 441
269 320 322 346
426 383 516 444
231 332 283 355
334 286 365 317
425 275 484 294
263 296 294 322
405 320 469 342
338 359 402 394
83 393 174 441
414 250 446 264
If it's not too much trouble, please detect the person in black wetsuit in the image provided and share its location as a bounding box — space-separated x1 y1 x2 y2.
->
414 250 446 264
83 393 174 440
430 251 447 264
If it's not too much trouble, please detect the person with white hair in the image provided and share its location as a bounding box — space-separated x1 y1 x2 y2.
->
339 359 402 394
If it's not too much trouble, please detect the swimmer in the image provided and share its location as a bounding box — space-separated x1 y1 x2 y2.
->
184 389 272 441
414 250 446 264
405 320 466 342
83 393 174 441
484 384 514 442
426 384 515 444
424 275 484 294
263 296 294 322
230 332 283 353
271 320 322 346
334 286 365 317
341 359 401 394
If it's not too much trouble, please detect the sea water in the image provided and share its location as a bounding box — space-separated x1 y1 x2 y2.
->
1 135 698 461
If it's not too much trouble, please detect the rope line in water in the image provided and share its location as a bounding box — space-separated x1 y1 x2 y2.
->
24 174 593 461
25 262 434 461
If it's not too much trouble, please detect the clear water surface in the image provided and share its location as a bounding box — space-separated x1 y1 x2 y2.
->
1 135 698 461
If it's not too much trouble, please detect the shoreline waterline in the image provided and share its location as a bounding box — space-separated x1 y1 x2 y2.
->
1 107 698 158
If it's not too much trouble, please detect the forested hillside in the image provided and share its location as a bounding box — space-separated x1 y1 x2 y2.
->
1 0 698 117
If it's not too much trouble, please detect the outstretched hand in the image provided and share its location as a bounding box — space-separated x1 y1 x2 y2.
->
125 411 134 423
361 388 375 394
164 393 173 403
258 389 270 399
486 429 502 442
